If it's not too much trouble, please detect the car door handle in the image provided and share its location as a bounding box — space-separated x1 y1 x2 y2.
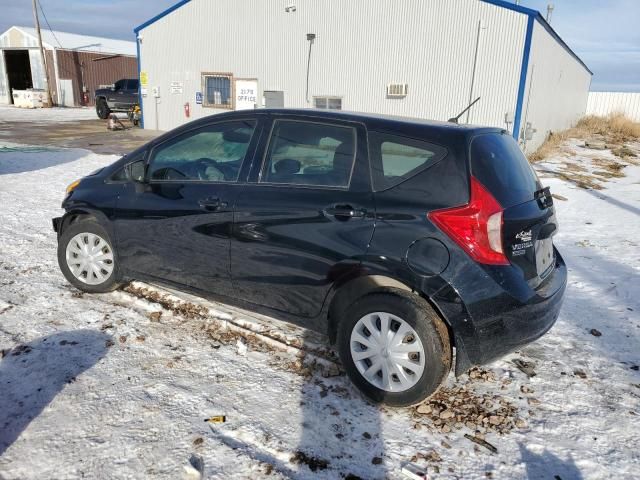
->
198 197 228 211
324 204 366 218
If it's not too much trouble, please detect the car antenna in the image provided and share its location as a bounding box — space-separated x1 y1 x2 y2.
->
448 97 481 124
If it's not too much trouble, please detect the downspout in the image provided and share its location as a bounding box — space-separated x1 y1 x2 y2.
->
305 33 316 104
136 33 144 128
512 15 534 140
466 20 484 124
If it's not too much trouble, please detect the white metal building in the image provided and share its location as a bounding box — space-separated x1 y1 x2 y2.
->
134 0 592 152
0 26 136 107
587 92 640 122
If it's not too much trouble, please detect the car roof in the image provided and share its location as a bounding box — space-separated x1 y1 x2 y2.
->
152 108 504 150
263 108 490 130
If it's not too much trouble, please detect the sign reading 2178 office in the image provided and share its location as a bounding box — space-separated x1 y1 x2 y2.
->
235 79 258 110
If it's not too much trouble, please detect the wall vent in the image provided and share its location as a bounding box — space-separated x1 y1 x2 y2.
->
387 83 408 97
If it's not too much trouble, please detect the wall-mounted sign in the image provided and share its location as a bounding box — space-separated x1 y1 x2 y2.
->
170 81 183 94
140 71 148 87
196 91 203 104
235 79 258 110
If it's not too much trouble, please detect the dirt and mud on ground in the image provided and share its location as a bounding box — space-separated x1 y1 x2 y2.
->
0 106 159 155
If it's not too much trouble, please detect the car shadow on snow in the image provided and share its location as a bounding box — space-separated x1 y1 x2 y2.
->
583 187 640 218
0 146 87 175
294 329 388 480
563 247 640 347
205 327 388 479
0 329 109 456
519 443 583 479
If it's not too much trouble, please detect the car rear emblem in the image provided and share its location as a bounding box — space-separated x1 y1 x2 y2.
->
516 230 532 242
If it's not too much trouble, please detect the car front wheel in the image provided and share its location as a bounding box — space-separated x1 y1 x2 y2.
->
337 292 451 407
57 219 122 293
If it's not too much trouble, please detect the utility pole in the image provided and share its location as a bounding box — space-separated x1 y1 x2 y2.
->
32 0 53 107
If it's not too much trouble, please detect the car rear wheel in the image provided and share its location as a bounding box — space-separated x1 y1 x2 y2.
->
337 292 451 407
96 98 110 119
57 219 122 293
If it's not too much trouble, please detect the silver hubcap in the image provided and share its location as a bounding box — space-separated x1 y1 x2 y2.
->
65 232 114 285
350 312 425 392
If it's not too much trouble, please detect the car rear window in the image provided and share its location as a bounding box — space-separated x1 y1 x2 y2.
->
369 131 447 190
470 133 541 207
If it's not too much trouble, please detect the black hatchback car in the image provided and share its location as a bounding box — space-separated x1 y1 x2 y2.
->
54 109 566 406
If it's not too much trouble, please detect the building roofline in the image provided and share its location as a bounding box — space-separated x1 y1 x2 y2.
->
132 0 591 76
134 0 192 34
481 0 592 75
7 25 54 49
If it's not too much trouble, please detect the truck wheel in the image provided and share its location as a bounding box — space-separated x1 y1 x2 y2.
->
96 98 111 119
337 291 452 407
57 219 122 293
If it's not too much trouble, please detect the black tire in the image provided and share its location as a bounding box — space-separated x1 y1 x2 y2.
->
57 219 122 293
96 98 111 119
337 291 452 407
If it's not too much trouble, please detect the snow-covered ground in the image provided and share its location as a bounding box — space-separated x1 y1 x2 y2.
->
0 105 97 124
0 139 639 480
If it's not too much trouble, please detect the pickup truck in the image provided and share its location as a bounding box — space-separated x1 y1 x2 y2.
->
95 79 139 119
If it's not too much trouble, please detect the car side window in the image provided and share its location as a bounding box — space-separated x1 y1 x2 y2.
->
110 151 145 182
127 79 139 90
114 79 126 90
369 131 447 190
261 120 356 188
148 120 256 182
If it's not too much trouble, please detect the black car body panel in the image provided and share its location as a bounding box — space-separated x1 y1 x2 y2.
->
56 109 567 375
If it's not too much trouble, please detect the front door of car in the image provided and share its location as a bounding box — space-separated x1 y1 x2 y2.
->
230 116 375 318
123 79 139 106
109 79 126 107
113 117 261 295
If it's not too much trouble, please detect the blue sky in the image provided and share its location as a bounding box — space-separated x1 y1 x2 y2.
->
1 0 638 92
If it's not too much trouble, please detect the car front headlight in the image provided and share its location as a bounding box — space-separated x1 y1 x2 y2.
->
66 179 81 195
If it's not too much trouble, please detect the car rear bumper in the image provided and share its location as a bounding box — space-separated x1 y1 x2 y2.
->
456 250 567 369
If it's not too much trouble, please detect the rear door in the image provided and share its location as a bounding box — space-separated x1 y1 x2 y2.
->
113 117 262 295
470 132 558 286
230 115 375 318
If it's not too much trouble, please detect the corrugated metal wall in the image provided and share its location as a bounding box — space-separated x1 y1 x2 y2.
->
586 92 640 122
27 50 46 90
519 21 592 152
0 28 40 48
56 50 137 106
0 51 7 104
139 0 527 131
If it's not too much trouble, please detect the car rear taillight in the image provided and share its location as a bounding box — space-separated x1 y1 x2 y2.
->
428 177 509 265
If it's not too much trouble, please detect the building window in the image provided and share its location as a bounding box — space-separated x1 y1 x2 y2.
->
202 73 233 108
314 96 342 110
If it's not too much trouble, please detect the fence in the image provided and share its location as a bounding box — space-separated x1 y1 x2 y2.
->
586 92 640 122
